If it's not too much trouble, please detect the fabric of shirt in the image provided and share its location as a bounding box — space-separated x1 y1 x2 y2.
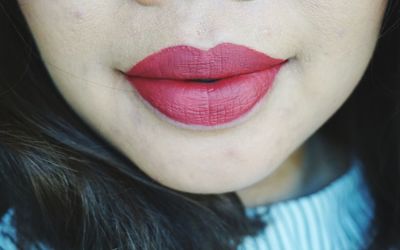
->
0 157 375 250
238 156 375 250
0 208 16 250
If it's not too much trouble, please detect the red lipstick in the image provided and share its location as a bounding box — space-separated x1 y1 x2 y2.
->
125 42 287 128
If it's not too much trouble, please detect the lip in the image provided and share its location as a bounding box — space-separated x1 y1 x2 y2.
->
125 42 287 128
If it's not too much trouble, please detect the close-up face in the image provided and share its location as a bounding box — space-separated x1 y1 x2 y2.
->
17 0 387 194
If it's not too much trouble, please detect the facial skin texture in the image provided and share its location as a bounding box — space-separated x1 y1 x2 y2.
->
18 0 387 206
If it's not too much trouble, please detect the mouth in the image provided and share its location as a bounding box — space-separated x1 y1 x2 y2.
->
124 42 287 129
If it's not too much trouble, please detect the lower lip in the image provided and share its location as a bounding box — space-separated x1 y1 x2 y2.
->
126 63 285 128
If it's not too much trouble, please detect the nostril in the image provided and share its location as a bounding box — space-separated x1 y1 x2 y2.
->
136 0 161 6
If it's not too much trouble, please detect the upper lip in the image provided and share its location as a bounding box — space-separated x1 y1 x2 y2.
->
125 42 287 80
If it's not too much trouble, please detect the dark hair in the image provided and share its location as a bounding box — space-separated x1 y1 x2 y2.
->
0 0 399 249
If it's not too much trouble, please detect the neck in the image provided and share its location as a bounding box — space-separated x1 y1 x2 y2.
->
236 134 351 208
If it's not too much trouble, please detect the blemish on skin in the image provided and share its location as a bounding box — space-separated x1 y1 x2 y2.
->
72 10 84 20
336 28 346 38
224 147 244 163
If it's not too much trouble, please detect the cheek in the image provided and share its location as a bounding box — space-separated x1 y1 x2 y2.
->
17 1 120 89
297 0 387 81
298 0 387 39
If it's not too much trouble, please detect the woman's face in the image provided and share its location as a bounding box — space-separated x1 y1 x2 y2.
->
18 0 387 194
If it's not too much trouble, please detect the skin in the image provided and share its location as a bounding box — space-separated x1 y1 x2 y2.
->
18 0 387 207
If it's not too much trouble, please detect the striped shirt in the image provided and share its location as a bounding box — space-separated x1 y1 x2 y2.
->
238 156 375 250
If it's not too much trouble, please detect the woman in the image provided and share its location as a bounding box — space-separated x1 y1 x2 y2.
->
0 0 399 249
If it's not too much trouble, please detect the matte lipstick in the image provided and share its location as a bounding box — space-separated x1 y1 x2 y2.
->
125 42 287 128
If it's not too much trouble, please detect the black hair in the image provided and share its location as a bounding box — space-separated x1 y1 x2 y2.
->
0 0 399 249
